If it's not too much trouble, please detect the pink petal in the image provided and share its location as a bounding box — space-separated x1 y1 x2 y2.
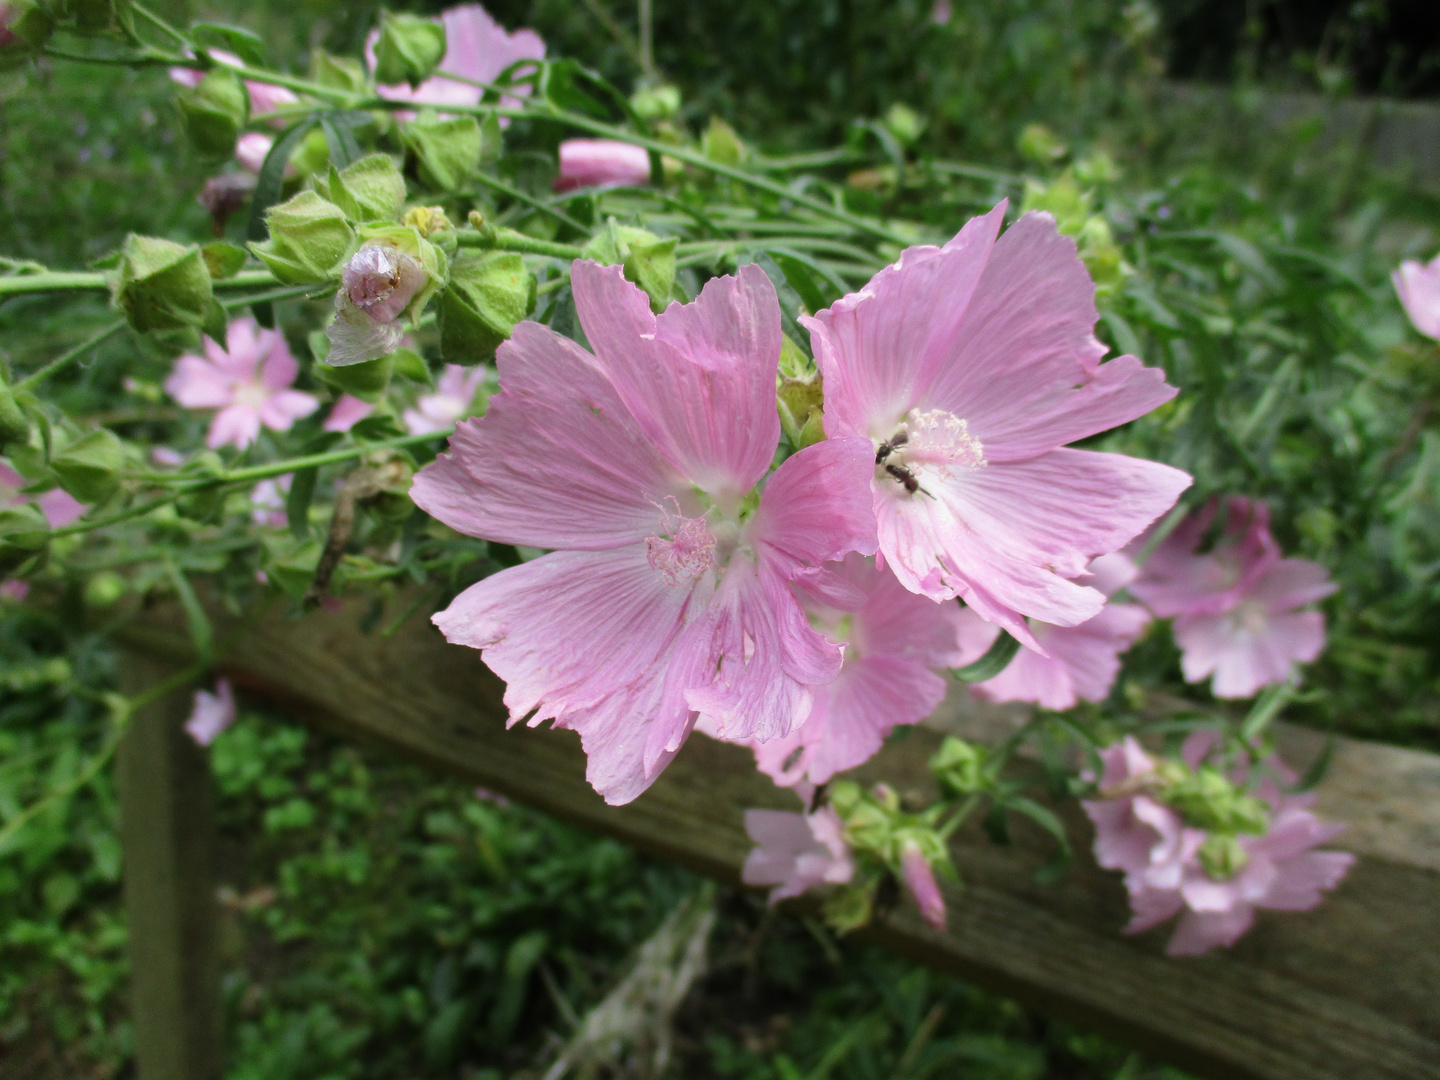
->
1250 557 1337 612
556 139 652 191
1393 255 1440 341
257 328 300 390
975 602 1150 709
207 404 262 449
844 555 970 669
803 204 1005 438
1084 798 1162 876
1256 850 1354 911
184 679 236 747
235 132 275 174
166 355 236 409
1166 906 1255 956
1174 609 1325 698
219 318 264 379
750 437 879 574
1122 878 1185 934
323 395 374 432
257 390 320 431
1248 806 1347 861
411 321 684 550
572 261 783 500
901 843 947 931
36 487 87 529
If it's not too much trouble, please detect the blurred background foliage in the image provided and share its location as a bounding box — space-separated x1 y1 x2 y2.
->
2 0 1439 1076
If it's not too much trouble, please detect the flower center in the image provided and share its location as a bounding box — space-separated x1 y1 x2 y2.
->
875 408 985 493
232 380 270 409
646 504 717 586
1231 601 1269 635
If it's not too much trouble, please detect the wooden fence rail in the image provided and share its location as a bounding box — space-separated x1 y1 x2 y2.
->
114 596 1440 1080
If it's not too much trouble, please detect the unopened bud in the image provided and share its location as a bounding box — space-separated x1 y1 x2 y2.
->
248 191 356 284
438 251 534 365
900 840 947 931
1017 122 1067 165
50 428 125 503
402 111 481 192
309 47 367 92
325 228 444 366
83 570 126 609
372 10 446 88
629 84 681 122
0 375 30 451
177 66 249 159
883 103 925 146
929 736 988 796
702 116 745 168
1198 834 1249 881
776 371 823 450
581 222 675 314
109 234 215 334
0 503 49 574
401 205 453 238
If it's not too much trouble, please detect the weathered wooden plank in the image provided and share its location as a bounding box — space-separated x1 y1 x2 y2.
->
117 653 224 1080
115 597 1440 1080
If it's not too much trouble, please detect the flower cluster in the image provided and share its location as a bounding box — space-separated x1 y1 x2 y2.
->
1082 734 1353 955
414 206 1190 808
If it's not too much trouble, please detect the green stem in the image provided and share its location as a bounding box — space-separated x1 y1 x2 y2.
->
456 227 584 261
130 1 193 48
222 62 357 107
42 44 189 67
15 321 126 392
0 269 279 299
468 172 590 233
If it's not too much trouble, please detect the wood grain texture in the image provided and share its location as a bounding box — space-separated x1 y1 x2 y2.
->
115 597 1440 1080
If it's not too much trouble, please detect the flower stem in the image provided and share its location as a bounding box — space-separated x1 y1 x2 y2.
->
456 227 585 261
15 321 126 392
0 269 279 299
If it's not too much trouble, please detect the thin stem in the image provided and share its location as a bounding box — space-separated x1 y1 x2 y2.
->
222 62 356 107
576 0 648 75
42 44 188 67
456 227 585 261
15 321 126 392
130 1 192 47
0 269 279 299
638 0 655 81
468 173 590 233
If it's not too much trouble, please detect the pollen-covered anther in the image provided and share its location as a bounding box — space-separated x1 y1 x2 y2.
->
903 409 985 473
646 511 716 586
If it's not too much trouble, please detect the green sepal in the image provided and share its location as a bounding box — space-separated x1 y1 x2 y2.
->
581 221 676 313
438 251 535 365
318 153 407 223
373 11 446 88
0 504 50 575
702 116 745 167
248 190 356 284
200 298 229 345
49 428 125 503
308 48 367 92
402 111 481 192
390 347 432 385
108 234 215 334
0 378 31 451
315 353 395 402
261 535 322 602
177 66 249 159
201 241 248 280
777 372 823 449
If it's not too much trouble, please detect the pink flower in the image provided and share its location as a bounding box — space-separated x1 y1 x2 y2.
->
0 6 16 48
1129 498 1336 698
403 364 486 434
900 839 947 930
150 447 186 468
953 552 1151 710
745 553 965 787
1393 253 1440 341
1081 735 1353 956
367 4 544 118
323 394 375 433
169 50 299 123
411 262 878 804
185 679 236 746
1 461 87 528
326 245 430 367
742 806 854 902
234 132 274 174
800 204 1190 652
165 317 319 450
250 474 292 528
554 139 651 192
0 580 29 602
930 0 953 25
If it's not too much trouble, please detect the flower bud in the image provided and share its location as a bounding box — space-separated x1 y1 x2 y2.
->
50 428 125 503
401 111 481 192
308 47 367 92
929 736 988 797
555 139 651 192
372 10 446 88
438 251 534 365
0 375 31 451
109 234 215 334
883 103 925 146
401 205 454 239
83 570 126 609
581 223 676 314
325 228 444 366
177 66 250 159
702 116 745 167
319 153 407 223
249 191 356 285
1198 834 1249 881
0 1 55 70
776 371 823 450
821 882 875 935
0 503 49 575
900 840 947 931
629 84 681 122
1017 122 1067 165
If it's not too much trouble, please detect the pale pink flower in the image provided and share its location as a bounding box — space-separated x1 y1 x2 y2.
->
367 4 544 119
1129 498 1336 698
323 394 375 433
169 50 300 123
150 447 186 468
953 552 1151 710
1 580 29 602
185 679 237 746
1 461 87 528
234 132 274 174
1082 735 1353 956
742 806 854 903
326 245 430 367
900 839 947 930
801 204 1190 652
165 317 319 450
403 365 485 435
1393 253 1440 341
411 262 878 803
930 0 953 25
746 553 965 787
554 139 651 192
250 474 292 528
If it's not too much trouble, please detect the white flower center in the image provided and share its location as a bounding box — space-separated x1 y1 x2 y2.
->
232 380 270 409
875 408 985 494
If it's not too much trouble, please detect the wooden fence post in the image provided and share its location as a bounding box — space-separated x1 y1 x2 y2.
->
117 654 223 1080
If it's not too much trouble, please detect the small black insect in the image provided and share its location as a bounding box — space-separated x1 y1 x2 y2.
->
885 462 919 493
875 431 909 464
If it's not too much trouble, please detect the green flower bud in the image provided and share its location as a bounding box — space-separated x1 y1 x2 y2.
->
0 503 49 575
581 222 676 314
929 736 988 797
108 234 214 334
402 111 480 193
702 116 745 168
401 205 454 239
1198 834 1249 881
83 570 126 609
1020 172 1089 236
0 376 31 451
249 191 356 285
630 84 681 122
372 10 446 88
883 103 925 146
1017 122 1067 165
315 353 394 402
776 370 823 449
438 251 535 365
0 1 54 70
319 153 407 223
50 428 125 503
177 66 249 159
822 882 875 935
308 47 367 92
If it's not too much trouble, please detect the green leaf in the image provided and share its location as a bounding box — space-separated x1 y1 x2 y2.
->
951 629 1020 683
286 468 318 539
246 118 318 243
1240 682 1295 743
165 561 214 666
320 113 364 171
192 23 266 68
771 251 829 316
